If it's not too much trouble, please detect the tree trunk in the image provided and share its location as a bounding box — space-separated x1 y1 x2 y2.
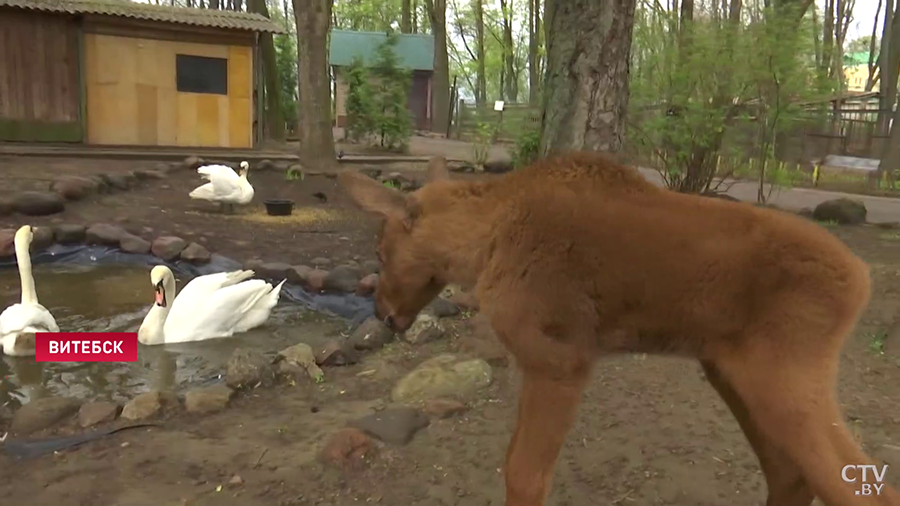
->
539 0 637 155
248 0 285 141
879 93 900 186
293 0 336 167
866 0 883 91
528 0 539 104
413 0 419 32
879 0 898 135
425 0 450 133
821 0 834 78
500 0 517 102
475 0 486 105
402 0 412 32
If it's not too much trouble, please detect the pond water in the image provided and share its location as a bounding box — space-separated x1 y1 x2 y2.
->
0 263 348 410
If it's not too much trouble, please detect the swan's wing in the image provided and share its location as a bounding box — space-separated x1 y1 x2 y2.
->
233 279 285 334
163 279 275 343
0 303 59 336
197 165 239 182
165 270 256 326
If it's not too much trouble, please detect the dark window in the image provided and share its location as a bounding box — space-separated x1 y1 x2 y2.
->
175 54 228 95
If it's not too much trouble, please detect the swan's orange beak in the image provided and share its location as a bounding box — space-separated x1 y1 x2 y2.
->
154 282 166 307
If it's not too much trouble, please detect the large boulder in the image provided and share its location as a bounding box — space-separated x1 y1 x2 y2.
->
151 236 187 261
813 198 867 225
85 223 128 246
13 191 65 216
391 354 493 403
10 397 81 435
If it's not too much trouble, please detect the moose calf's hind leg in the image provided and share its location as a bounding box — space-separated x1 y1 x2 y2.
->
716 352 900 506
504 368 590 506
701 360 813 506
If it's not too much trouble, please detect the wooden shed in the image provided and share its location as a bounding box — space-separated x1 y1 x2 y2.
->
329 30 435 131
0 0 284 148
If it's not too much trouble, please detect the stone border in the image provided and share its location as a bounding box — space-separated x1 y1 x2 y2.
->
0 221 381 297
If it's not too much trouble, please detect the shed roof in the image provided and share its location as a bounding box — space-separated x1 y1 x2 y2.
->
0 0 285 33
330 29 434 71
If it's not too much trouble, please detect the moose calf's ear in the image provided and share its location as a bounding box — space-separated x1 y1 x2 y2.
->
426 156 450 182
337 170 409 221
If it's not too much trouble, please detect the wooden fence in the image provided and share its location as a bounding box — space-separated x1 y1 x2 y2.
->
453 101 540 142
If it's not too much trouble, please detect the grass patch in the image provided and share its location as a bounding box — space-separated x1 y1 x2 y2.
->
868 331 887 356
879 232 900 241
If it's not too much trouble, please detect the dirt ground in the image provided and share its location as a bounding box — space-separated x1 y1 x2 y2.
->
0 154 899 506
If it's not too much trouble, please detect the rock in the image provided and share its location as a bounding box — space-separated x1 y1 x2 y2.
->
226 348 276 389
311 257 332 269
78 401 120 427
423 399 467 419
320 428 375 470
31 226 54 251
257 159 275 170
315 340 359 367
306 269 328 292
151 236 187 261
180 242 211 263
119 233 152 254
228 474 244 487
0 197 13 217
255 262 292 280
350 407 430 445
10 397 81 435
54 224 86 244
323 265 361 293
483 159 514 174
85 223 127 246
50 176 97 201
359 168 383 179
426 298 460 318
348 316 395 351
700 191 741 202
0 228 16 257
277 343 325 381
876 221 900 230
287 265 313 285
121 391 175 420
104 172 136 190
356 274 379 296
403 313 446 344
813 198 867 225
446 290 479 311
361 260 380 276
184 385 234 414
391 354 493 404
88 175 111 194
134 169 167 180
13 191 65 216
184 156 204 170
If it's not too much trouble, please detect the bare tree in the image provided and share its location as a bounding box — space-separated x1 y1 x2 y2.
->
500 0 517 102
293 0 337 167
540 0 637 155
402 0 412 32
527 0 541 104
475 0 486 104
248 0 285 141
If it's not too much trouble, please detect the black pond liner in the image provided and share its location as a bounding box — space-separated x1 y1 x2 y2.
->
0 243 375 327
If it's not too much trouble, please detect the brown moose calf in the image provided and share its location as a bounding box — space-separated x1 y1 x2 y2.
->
338 152 898 506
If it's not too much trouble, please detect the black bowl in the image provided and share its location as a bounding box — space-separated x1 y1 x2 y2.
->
264 199 294 216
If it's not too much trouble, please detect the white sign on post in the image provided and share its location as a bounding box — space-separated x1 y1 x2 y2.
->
493 100 505 112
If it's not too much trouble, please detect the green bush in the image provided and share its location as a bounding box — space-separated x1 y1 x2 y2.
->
512 129 541 169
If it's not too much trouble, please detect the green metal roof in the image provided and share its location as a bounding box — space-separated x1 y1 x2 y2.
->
330 29 434 71
844 51 872 66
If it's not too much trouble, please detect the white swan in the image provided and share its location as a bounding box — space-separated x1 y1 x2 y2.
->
188 161 255 214
138 265 285 345
0 225 59 356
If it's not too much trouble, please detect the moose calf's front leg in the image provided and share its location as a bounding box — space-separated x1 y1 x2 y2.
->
505 368 590 506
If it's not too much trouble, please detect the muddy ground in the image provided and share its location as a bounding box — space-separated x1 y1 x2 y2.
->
0 154 898 506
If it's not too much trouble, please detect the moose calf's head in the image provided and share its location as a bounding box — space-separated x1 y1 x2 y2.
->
338 157 452 333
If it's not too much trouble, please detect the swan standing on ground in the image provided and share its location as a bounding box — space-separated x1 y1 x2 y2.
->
188 161 255 214
138 265 285 345
0 225 59 356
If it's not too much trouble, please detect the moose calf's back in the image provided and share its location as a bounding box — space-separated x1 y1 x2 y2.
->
476 154 871 358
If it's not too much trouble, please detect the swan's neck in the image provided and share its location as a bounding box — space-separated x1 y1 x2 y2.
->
138 277 176 345
15 235 37 305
